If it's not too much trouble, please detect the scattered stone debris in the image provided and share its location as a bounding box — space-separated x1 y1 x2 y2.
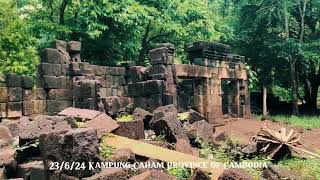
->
218 168 252 180
130 169 177 180
83 113 119 139
114 120 145 140
184 120 216 144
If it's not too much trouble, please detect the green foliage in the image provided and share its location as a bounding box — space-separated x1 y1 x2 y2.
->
116 115 134 122
177 112 190 122
166 167 192 179
21 0 228 66
99 143 115 158
278 157 320 179
195 137 215 160
154 132 166 141
0 0 39 75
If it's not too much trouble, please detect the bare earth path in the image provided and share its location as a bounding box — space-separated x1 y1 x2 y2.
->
215 118 320 153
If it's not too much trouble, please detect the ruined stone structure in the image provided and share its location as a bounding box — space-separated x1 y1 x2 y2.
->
0 40 250 122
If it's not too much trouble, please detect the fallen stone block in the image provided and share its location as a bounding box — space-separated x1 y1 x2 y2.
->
7 102 22 118
218 168 251 180
15 161 45 180
113 120 145 140
32 115 77 129
184 120 215 143
0 126 14 149
133 97 147 110
147 94 163 112
39 128 100 178
190 169 210 180
0 148 17 173
0 87 8 103
1 120 20 137
133 108 153 129
109 148 135 162
84 113 119 139
83 168 128 180
188 109 205 124
8 87 22 102
58 107 101 120
19 116 71 144
101 96 121 118
175 139 199 156
5 73 21 87
150 105 188 143
130 170 177 180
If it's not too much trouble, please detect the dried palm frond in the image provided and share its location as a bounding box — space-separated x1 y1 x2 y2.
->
251 126 320 160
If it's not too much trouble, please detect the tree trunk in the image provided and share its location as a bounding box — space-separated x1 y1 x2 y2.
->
290 59 299 115
262 86 268 116
138 21 151 65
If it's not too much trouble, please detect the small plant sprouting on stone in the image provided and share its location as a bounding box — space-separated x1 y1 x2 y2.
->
154 132 166 141
178 112 190 122
99 143 116 158
195 137 214 160
116 115 134 122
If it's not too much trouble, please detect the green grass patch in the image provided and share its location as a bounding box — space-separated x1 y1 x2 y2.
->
278 157 320 179
255 114 320 129
99 143 116 158
116 115 134 122
166 167 192 179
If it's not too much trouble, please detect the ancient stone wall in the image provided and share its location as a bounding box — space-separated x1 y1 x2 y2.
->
0 40 250 122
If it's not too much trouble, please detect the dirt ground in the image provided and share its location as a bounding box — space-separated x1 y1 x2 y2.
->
215 118 320 153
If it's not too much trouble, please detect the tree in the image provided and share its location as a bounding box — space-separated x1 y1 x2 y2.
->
0 0 39 75
22 0 225 66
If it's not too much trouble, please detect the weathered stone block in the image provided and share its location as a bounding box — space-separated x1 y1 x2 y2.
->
58 107 101 120
46 100 72 114
16 161 45 180
84 113 119 139
21 75 34 89
38 63 53 75
67 41 81 52
42 75 59 89
48 89 73 101
57 76 73 89
101 96 120 117
0 125 13 149
0 103 7 118
0 87 8 103
7 102 22 118
19 116 71 144
23 89 47 101
133 97 147 109
144 80 165 96
184 120 215 143
149 47 174 65
127 83 144 97
52 64 62 76
61 64 70 75
40 48 67 64
73 98 97 110
8 87 22 102
147 94 163 111
150 105 188 143
39 128 100 178
23 100 46 116
147 65 167 75
114 120 145 140
73 81 96 99
5 73 21 87
133 107 152 129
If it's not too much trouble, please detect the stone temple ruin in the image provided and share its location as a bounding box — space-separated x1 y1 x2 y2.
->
0 40 250 122
0 40 252 179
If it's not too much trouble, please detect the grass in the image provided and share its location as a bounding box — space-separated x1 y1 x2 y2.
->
99 143 116 158
255 114 320 129
278 157 320 180
116 114 135 122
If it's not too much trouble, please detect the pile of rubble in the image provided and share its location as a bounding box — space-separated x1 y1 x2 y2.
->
0 105 252 179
